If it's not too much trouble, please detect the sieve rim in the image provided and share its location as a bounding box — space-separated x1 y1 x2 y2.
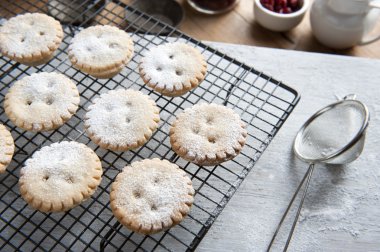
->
293 99 369 163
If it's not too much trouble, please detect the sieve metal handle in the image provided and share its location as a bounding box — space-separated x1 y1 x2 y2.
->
267 163 315 252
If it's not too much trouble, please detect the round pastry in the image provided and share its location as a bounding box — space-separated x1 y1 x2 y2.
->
68 25 134 79
0 13 63 66
84 89 160 151
4 72 80 132
0 124 15 173
110 158 194 234
19 141 103 212
170 103 248 166
139 42 207 96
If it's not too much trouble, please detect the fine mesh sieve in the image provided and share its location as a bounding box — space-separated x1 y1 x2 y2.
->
268 94 370 251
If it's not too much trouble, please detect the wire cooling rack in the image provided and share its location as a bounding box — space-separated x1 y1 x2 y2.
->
0 0 300 251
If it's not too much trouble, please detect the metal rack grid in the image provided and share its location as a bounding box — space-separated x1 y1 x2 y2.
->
0 0 300 251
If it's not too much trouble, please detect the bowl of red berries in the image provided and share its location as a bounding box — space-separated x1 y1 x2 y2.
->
254 0 309 32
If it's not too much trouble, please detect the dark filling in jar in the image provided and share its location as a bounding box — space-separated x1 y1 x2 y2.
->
190 0 238 11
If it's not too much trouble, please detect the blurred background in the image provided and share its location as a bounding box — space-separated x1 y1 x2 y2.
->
174 0 380 59
2 0 380 59
116 0 380 59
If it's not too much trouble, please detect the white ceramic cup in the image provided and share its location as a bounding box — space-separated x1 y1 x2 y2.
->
310 0 380 49
254 0 310 32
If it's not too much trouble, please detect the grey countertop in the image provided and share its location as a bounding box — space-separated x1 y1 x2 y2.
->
197 42 380 252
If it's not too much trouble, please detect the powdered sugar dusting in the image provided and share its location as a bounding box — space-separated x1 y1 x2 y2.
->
20 141 101 202
290 166 374 251
0 124 14 167
0 13 62 57
85 89 159 148
5 72 79 127
171 103 247 163
69 25 133 70
140 43 205 92
113 158 194 226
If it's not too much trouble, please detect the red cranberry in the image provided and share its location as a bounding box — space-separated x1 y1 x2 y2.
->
276 0 288 8
289 0 299 9
260 0 302 14
263 3 274 11
279 7 292 13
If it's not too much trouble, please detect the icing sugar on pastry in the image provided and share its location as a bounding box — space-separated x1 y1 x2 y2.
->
0 124 15 173
4 72 80 132
68 25 134 78
110 158 194 234
170 103 247 166
139 42 207 96
84 89 160 151
0 13 63 65
19 141 102 212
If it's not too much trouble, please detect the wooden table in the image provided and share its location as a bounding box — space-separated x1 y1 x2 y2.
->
178 0 380 59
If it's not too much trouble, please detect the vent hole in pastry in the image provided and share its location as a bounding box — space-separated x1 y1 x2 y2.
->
26 100 33 106
157 67 162 71
206 117 213 124
154 178 160 183
192 128 200 134
42 175 49 181
109 43 119 48
105 104 113 112
39 31 45 36
175 70 183 76
66 177 74 184
133 190 141 198
126 118 131 123
169 55 174 59
126 101 132 106
46 97 54 105
208 136 216 144
151 204 157 211
87 47 92 52
21 37 26 43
